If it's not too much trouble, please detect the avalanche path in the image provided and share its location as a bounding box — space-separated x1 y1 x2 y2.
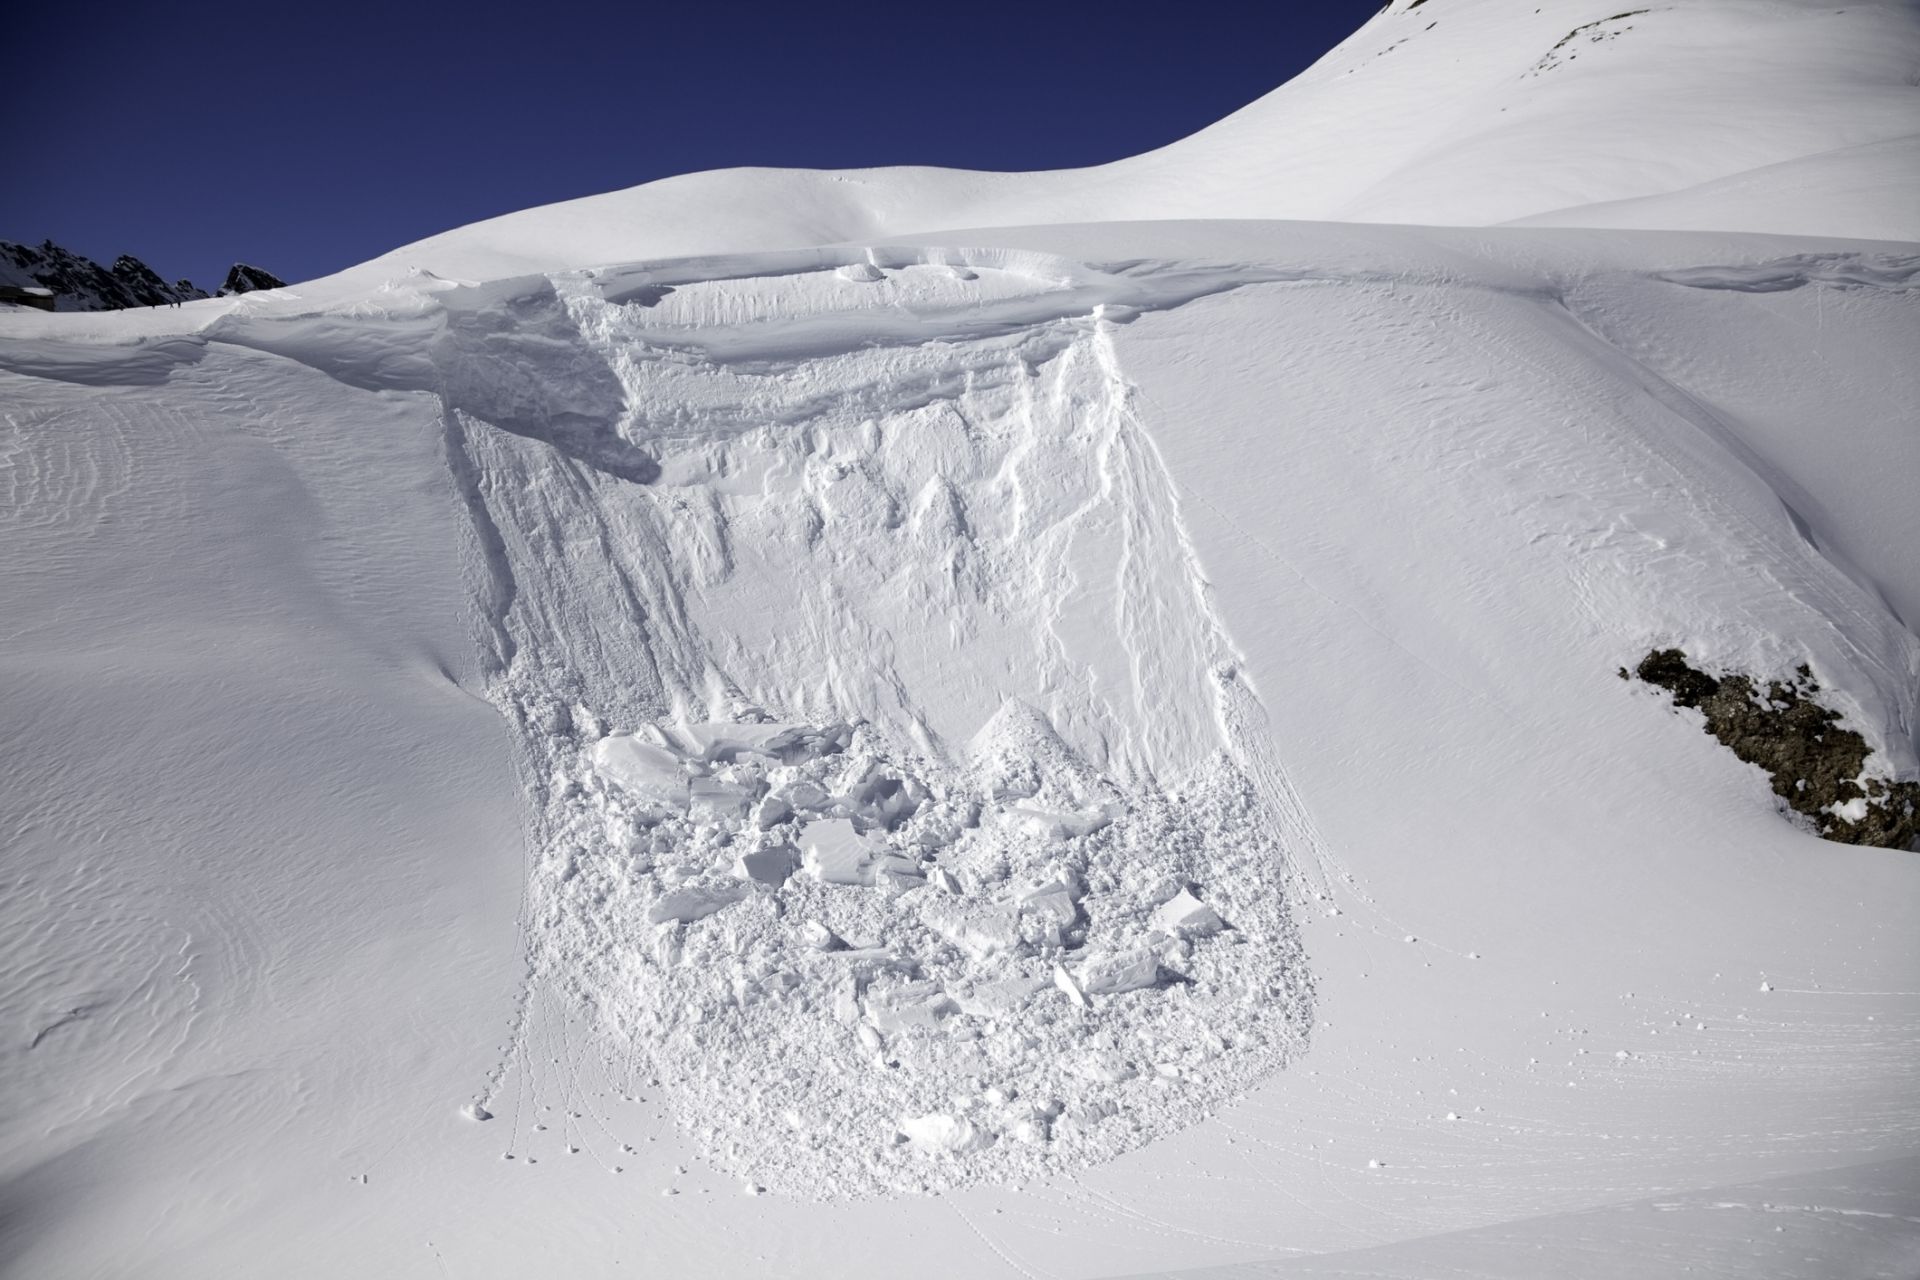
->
434 248 1324 1195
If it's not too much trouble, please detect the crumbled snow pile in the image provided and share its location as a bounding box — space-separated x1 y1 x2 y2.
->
540 708 1301 1194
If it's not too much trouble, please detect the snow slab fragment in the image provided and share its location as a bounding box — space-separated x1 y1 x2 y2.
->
591 734 688 809
646 883 747 925
734 845 799 886
900 1114 992 1154
1154 887 1226 937
799 817 923 887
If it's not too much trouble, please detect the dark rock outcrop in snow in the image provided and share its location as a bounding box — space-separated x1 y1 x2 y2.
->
107 252 206 308
1 239 283 312
1632 648 1920 850
219 263 286 296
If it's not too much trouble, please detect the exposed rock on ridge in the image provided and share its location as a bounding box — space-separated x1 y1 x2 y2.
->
1633 649 1920 850
1 239 284 311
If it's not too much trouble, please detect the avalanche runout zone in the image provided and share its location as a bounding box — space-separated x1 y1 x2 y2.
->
445 249 1316 1196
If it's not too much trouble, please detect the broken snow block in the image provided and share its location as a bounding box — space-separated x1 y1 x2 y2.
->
800 920 842 951
751 793 792 830
774 779 831 814
799 818 923 887
1006 1112 1049 1144
734 845 798 887
862 980 957 1034
1015 875 1082 941
800 818 873 884
870 852 925 885
646 883 747 925
952 974 1050 1019
899 1113 991 1153
928 904 1022 961
1075 947 1161 997
690 776 753 821
666 722 810 764
1053 963 1090 1009
592 735 689 809
1152 888 1224 937
1072 1050 1136 1084
1008 805 1113 841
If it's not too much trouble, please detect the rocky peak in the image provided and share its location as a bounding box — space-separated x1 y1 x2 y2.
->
219 263 287 296
1 238 283 312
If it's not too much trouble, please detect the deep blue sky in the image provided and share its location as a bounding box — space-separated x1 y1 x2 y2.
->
3 2 1383 288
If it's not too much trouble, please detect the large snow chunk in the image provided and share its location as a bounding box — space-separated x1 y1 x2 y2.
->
899 1113 991 1154
1007 805 1113 841
1152 888 1224 937
1015 874 1082 943
592 735 688 809
927 904 1022 961
862 980 957 1034
952 974 1050 1019
799 818 922 887
666 722 810 763
734 845 798 887
773 779 831 813
690 776 754 821
646 883 746 925
1075 947 1161 997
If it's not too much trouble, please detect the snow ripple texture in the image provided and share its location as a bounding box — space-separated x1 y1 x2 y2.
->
444 249 1314 1195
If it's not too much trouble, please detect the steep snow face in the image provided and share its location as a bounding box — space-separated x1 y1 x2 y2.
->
328 0 1920 287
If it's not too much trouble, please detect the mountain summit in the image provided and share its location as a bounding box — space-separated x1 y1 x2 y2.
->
338 0 1918 285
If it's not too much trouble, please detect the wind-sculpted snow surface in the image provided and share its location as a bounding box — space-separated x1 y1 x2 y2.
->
435 250 1317 1194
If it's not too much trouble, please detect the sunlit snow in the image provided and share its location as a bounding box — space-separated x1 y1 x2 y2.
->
3 1 1917 1276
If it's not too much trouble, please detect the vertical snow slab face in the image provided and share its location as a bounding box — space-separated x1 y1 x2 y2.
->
434 249 1315 1196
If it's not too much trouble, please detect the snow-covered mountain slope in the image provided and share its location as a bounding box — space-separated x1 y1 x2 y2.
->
3 220 1916 1278
2 2 1918 1277
332 0 1920 286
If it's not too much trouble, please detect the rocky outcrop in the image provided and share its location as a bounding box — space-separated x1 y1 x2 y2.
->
1 239 282 312
219 263 286 296
1631 649 1920 850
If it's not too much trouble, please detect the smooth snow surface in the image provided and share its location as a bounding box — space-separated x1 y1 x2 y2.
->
4 0 1919 1276
330 0 1920 285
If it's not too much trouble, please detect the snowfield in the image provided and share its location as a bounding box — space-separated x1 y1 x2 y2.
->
3 1 1918 1277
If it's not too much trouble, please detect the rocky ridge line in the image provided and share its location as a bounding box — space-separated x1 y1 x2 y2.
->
0 238 285 312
